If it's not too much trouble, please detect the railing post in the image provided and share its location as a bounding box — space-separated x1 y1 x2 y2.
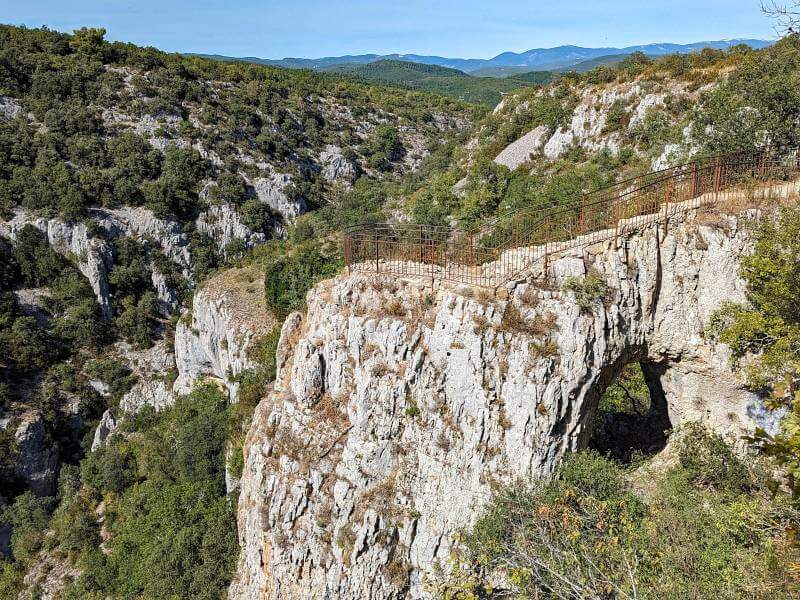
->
374 230 379 274
713 158 722 200
430 240 435 286
691 163 698 198
615 193 622 249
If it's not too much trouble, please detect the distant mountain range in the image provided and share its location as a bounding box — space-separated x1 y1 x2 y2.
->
191 39 772 77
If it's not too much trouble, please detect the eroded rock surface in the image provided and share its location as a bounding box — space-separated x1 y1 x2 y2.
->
230 208 778 599
0 209 114 319
196 204 267 251
15 411 58 497
319 145 359 184
174 266 277 400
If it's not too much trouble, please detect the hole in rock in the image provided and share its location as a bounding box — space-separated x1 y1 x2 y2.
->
587 360 672 463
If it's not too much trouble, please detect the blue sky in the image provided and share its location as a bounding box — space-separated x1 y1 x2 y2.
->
3 0 776 59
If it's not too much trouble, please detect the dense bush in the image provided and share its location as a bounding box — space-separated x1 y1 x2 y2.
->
0 492 54 568
361 125 405 171
108 238 158 348
438 430 799 599
65 384 237 599
263 240 342 318
13 225 67 287
695 35 800 152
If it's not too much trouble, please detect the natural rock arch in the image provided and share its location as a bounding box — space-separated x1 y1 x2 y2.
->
230 210 782 600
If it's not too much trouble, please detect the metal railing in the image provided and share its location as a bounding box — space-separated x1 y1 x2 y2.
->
343 148 800 288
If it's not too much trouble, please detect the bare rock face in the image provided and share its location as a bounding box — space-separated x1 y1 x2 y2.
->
174 266 276 401
230 210 778 599
0 209 114 319
118 340 177 413
245 169 307 223
151 268 181 317
196 204 267 251
0 96 23 121
91 410 118 451
96 206 192 277
493 125 549 171
319 145 359 184
19 548 81 600
542 84 646 159
15 411 58 497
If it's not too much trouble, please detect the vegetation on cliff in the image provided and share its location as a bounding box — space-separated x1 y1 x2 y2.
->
438 429 799 598
0 23 474 597
710 204 800 495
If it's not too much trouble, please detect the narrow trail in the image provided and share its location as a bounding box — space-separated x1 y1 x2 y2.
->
344 149 800 289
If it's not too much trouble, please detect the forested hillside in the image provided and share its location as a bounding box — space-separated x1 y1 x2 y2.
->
0 24 478 598
317 60 533 107
1 22 800 600
398 42 800 231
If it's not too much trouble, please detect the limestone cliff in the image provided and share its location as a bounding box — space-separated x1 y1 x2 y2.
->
174 266 277 400
230 207 780 599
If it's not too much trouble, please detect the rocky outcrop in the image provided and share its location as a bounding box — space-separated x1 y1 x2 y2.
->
0 209 114 319
1 206 192 320
245 169 307 223
118 340 176 413
196 204 267 251
15 411 58 497
96 206 192 277
542 84 644 159
92 340 176 448
91 410 118 451
19 548 81 600
151 269 181 316
0 96 23 121
319 145 359 184
230 207 779 599
490 81 704 169
174 266 276 401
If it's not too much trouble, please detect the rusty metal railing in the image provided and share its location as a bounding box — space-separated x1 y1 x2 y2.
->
343 148 800 288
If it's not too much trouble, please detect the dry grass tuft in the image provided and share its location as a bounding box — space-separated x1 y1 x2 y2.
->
501 304 557 336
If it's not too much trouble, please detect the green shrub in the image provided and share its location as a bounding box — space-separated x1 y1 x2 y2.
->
602 99 631 134
239 198 274 232
80 442 138 494
695 35 800 152
1 492 54 567
51 492 100 552
13 225 67 287
707 205 800 493
69 384 238 599
0 562 23 599
263 241 341 318
562 272 610 311
440 437 798 599
361 125 404 171
675 423 751 494
0 242 20 291
84 359 135 403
